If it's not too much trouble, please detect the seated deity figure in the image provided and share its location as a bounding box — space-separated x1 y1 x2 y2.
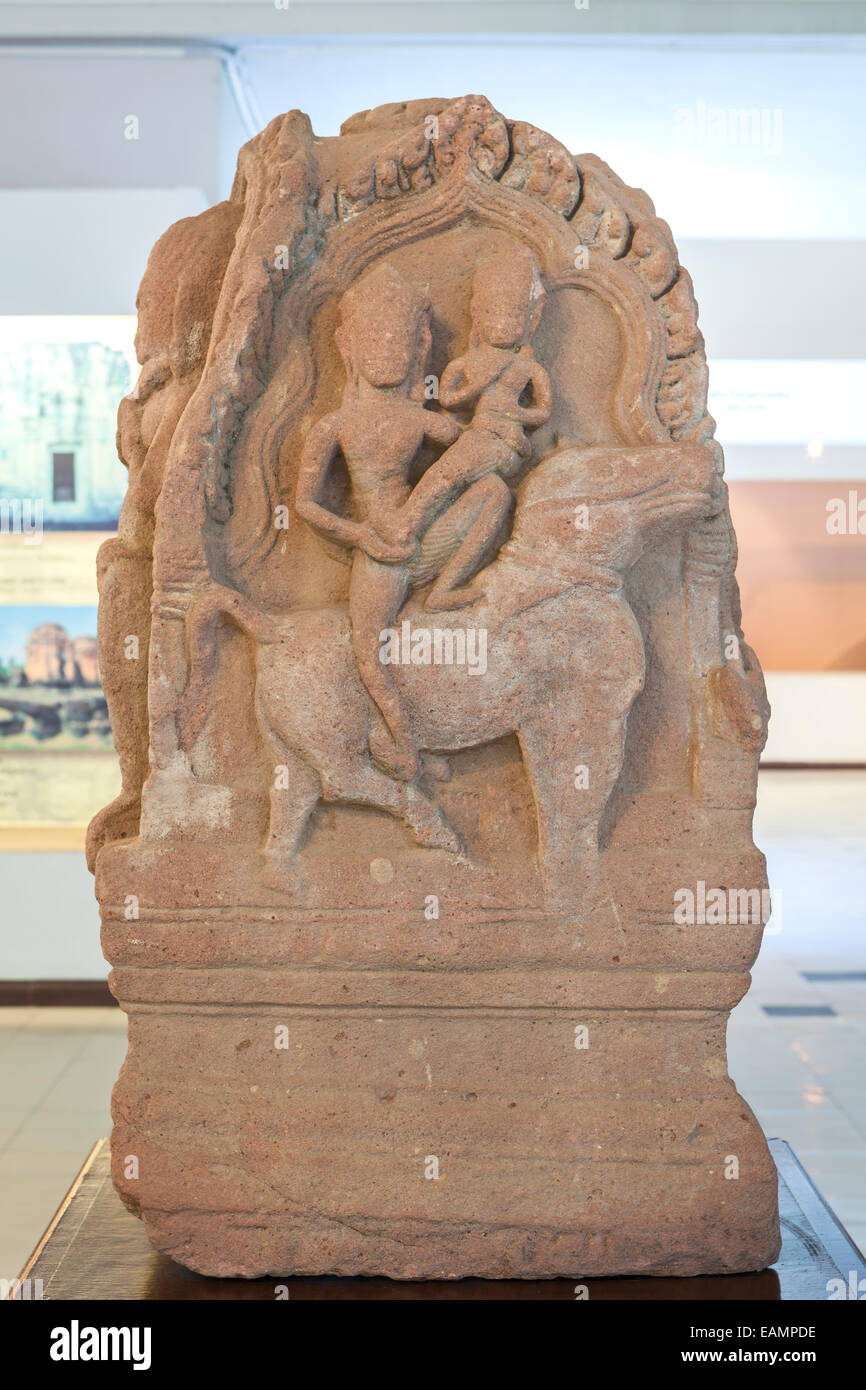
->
375 245 553 600
294 251 551 781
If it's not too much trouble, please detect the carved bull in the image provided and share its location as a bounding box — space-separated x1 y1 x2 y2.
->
180 442 722 904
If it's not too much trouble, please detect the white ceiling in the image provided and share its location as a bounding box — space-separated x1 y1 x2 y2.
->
238 39 866 239
2 0 866 38
2 35 864 238
0 25 862 472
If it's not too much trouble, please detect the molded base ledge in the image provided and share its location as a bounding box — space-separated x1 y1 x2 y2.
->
142 1205 781 1282
110 1000 781 1279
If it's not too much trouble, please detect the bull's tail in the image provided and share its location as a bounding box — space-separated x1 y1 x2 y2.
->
179 584 280 752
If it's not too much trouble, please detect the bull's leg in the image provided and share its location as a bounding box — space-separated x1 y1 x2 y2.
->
320 763 465 859
517 698 629 915
261 746 322 891
400 783 466 859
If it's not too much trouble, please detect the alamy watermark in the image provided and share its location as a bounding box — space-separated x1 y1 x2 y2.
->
379 621 488 676
49 1321 151 1370
826 490 866 536
1 1276 43 1299
674 879 779 931
674 101 783 155
0 497 43 545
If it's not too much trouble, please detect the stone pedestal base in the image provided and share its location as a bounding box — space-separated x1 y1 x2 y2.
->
110 986 780 1279
100 831 780 1279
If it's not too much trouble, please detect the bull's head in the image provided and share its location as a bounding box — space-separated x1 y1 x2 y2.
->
511 441 723 580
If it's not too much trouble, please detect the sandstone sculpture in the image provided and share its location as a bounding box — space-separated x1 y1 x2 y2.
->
89 96 779 1279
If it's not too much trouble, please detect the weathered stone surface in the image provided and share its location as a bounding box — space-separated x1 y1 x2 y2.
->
90 95 779 1279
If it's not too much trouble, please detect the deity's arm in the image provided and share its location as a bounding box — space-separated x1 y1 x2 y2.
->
294 414 366 550
438 355 483 409
516 357 554 429
423 408 462 447
296 416 414 563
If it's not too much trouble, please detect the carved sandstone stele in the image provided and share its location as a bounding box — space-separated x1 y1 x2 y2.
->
89 96 779 1279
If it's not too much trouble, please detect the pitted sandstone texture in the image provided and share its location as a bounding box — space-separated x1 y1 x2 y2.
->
89 96 779 1279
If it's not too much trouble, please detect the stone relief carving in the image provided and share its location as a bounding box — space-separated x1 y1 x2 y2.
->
90 96 778 1281
178 243 724 913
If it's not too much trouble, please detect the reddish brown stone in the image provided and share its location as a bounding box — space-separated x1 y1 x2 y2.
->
91 96 779 1279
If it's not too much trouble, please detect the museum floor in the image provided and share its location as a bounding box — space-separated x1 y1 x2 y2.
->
1 769 864 1284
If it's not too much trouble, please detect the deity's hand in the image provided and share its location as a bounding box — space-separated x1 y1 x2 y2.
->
357 523 415 564
370 509 422 548
437 413 463 445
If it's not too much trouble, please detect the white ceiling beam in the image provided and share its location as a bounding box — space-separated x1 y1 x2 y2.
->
1 3 865 42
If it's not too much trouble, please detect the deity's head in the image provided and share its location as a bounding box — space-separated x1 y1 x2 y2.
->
469 245 546 349
336 262 431 396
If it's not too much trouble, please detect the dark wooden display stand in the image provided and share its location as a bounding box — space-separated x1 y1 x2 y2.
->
15 1138 866 1300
